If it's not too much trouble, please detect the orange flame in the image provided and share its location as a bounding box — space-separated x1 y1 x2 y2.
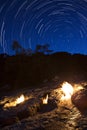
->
61 82 74 100
4 94 25 108
42 94 48 104
16 94 25 104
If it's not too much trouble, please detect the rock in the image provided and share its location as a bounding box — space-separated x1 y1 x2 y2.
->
17 109 30 120
39 99 57 113
0 98 41 127
16 99 41 119
0 117 17 127
71 89 87 114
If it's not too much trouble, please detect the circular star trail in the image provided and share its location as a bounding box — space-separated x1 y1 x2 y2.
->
0 0 87 54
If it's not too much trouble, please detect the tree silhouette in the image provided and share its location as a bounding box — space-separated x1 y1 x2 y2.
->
35 43 53 54
35 44 42 53
12 41 23 55
43 44 49 51
12 41 33 56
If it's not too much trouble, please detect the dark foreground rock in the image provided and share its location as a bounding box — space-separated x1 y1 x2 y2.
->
39 99 57 113
0 99 40 127
0 97 57 127
71 89 87 114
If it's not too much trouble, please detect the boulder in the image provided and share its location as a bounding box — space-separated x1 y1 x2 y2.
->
0 98 41 127
71 89 87 114
39 99 57 113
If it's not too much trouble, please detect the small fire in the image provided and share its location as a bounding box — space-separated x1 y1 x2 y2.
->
42 94 48 104
4 94 25 108
61 82 74 100
16 94 25 104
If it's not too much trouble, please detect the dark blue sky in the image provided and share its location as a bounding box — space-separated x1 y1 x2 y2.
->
0 0 87 55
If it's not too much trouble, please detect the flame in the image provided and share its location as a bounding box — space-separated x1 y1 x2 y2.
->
42 94 48 104
4 94 25 108
16 94 24 104
61 82 74 100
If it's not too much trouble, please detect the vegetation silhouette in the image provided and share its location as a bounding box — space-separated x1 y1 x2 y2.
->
35 43 53 55
12 41 32 56
0 41 87 90
12 41 22 55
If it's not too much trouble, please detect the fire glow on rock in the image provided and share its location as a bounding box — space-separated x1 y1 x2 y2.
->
4 95 25 108
61 82 74 101
3 94 29 108
1 81 84 109
60 82 84 102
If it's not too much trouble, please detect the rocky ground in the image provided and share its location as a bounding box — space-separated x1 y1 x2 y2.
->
0 81 87 130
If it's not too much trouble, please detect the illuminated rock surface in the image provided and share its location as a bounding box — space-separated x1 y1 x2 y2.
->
72 89 87 114
0 82 87 130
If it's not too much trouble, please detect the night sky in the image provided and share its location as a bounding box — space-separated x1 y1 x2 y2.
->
0 0 87 55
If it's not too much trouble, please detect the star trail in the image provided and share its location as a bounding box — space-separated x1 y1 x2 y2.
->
0 0 87 55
